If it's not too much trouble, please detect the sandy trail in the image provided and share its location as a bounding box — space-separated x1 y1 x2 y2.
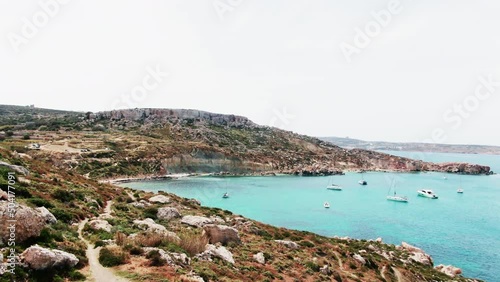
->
77 201 129 282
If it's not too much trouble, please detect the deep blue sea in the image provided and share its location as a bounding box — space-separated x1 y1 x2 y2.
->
122 151 500 281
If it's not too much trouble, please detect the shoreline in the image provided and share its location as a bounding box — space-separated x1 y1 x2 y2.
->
101 169 495 184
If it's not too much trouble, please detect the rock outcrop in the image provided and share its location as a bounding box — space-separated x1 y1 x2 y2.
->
133 218 178 239
197 244 235 264
148 195 170 204
0 203 54 243
88 219 112 232
157 207 181 220
253 252 265 264
203 224 241 245
36 207 57 224
21 245 78 270
398 242 433 266
0 161 30 176
435 264 462 277
181 215 213 227
274 240 299 249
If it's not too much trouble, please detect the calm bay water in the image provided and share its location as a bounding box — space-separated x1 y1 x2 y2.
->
122 152 500 281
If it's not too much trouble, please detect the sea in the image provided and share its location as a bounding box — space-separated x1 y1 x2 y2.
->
121 151 500 281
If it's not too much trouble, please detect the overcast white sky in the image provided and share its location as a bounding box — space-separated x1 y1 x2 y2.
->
1 0 500 145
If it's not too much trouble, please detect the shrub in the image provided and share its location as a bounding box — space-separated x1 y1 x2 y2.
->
51 208 74 223
179 230 208 256
133 233 171 247
143 207 158 220
305 261 320 272
129 246 144 255
146 250 166 266
53 189 75 202
300 240 315 248
28 197 54 208
23 133 30 140
98 247 128 267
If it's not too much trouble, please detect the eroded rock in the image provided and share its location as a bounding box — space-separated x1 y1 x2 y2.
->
157 207 181 220
21 245 78 270
274 240 299 249
148 195 170 204
203 224 241 245
181 215 213 227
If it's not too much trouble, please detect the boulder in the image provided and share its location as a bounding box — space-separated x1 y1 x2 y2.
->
0 161 30 176
148 195 170 204
21 245 78 270
143 247 174 265
435 264 462 277
353 254 366 265
133 218 178 239
274 240 299 249
188 198 201 206
0 203 51 243
181 215 213 227
36 207 57 224
88 219 112 232
398 242 433 266
157 207 181 220
203 224 241 245
204 244 235 264
253 252 265 264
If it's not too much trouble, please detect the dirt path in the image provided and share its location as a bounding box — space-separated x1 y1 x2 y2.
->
392 266 404 282
77 202 129 282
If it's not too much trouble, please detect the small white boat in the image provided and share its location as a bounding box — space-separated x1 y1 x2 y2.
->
324 201 330 208
358 180 367 185
326 184 342 191
417 189 438 199
386 195 409 202
222 192 229 198
457 188 464 193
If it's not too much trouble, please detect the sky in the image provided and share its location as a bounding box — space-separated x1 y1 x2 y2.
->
1 0 500 146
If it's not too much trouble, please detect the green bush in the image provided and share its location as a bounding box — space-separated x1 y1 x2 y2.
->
28 198 54 208
51 208 74 223
129 246 144 255
300 240 315 248
98 248 127 267
305 261 320 272
53 189 75 202
146 250 166 266
143 207 158 220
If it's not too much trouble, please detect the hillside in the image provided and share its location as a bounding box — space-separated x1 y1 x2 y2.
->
320 136 500 155
0 105 486 281
0 105 492 178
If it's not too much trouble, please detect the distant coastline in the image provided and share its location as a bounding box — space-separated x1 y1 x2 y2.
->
320 136 500 155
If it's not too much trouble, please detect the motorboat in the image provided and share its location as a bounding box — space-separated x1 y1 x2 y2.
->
386 195 408 202
417 189 438 199
457 188 464 193
358 180 367 185
222 192 229 198
323 201 330 208
326 184 342 191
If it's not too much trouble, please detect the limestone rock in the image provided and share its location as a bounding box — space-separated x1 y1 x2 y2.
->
353 254 366 265
133 218 178 239
148 195 170 204
204 244 235 264
157 207 181 220
35 207 57 224
88 219 112 232
188 198 201 206
203 224 241 245
274 240 299 249
181 215 213 227
253 252 265 264
435 264 462 277
0 161 30 176
398 242 433 266
0 190 7 201
21 245 78 270
0 203 51 243
143 247 174 265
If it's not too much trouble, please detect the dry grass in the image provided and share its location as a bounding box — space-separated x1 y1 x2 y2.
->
179 230 208 256
131 232 179 247
115 231 126 246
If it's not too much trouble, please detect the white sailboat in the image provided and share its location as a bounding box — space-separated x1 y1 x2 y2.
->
457 174 464 193
358 172 367 185
323 201 331 208
386 183 408 203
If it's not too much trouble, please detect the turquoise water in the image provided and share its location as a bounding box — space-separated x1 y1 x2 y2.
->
123 152 500 281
